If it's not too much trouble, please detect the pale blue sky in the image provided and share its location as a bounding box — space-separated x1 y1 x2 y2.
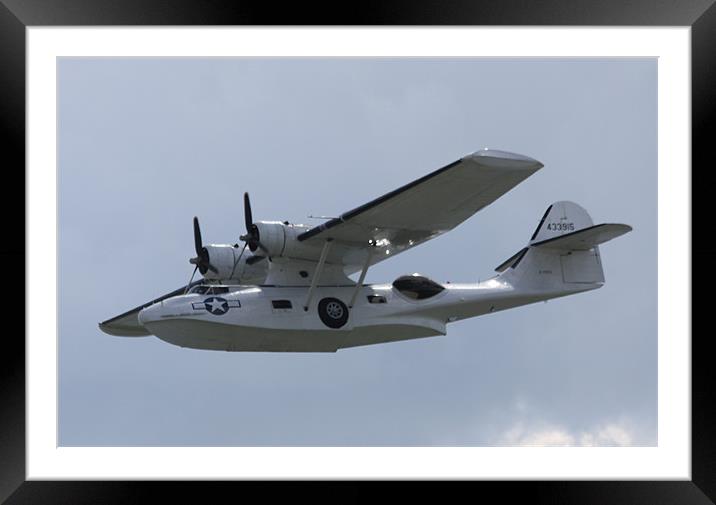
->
58 58 656 446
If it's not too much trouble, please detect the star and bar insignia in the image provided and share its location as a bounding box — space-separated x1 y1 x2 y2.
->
191 297 241 315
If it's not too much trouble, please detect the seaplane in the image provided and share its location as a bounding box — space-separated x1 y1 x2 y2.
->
99 149 632 352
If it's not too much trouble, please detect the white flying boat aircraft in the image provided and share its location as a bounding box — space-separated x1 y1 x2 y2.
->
99 149 632 352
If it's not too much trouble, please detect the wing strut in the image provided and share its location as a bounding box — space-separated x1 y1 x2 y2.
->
303 239 333 311
348 248 373 308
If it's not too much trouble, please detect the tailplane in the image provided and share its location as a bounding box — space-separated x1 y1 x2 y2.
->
496 201 631 291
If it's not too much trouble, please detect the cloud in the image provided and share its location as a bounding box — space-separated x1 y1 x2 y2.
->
495 420 636 447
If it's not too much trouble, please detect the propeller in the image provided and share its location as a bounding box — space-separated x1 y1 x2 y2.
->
239 192 269 254
189 216 218 275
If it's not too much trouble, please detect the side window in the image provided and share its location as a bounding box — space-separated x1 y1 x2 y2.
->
392 275 445 300
272 300 292 309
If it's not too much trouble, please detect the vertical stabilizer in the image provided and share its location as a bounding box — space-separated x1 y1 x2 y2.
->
496 201 631 292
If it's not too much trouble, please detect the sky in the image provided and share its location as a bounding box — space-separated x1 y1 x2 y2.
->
58 58 657 446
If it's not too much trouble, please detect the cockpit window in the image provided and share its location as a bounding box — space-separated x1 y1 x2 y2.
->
392 275 445 300
189 285 230 295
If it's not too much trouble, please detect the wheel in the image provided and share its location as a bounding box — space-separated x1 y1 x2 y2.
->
317 297 349 329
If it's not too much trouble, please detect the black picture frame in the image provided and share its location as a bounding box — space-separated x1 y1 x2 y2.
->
4 1 713 503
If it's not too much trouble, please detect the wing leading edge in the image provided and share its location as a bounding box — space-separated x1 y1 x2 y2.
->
298 149 543 267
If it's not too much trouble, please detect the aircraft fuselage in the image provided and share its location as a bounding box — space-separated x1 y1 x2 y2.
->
138 280 594 352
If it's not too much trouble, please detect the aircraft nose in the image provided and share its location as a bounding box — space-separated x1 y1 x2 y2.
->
138 303 161 326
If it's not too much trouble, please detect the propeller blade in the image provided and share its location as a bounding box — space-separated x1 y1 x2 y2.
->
244 192 253 233
190 216 217 275
241 192 268 255
193 216 203 256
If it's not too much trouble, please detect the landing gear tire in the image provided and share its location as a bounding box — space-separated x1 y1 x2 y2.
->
318 297 349 329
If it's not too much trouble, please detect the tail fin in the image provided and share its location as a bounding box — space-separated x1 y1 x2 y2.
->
496 201 631 291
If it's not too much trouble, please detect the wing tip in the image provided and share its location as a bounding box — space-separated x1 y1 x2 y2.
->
466 148 544 171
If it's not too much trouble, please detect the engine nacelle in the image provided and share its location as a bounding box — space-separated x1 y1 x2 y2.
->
253 221 323 261
202 244 267 282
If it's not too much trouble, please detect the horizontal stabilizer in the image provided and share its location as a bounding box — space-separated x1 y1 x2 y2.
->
531 223 632 250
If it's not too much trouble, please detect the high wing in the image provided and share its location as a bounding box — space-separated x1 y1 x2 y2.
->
298 149 543 268
99 280 203 336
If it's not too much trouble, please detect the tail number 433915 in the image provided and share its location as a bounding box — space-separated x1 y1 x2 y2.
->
547 222 575 231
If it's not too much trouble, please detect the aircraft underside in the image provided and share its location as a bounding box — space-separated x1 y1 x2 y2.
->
148 320 443 352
